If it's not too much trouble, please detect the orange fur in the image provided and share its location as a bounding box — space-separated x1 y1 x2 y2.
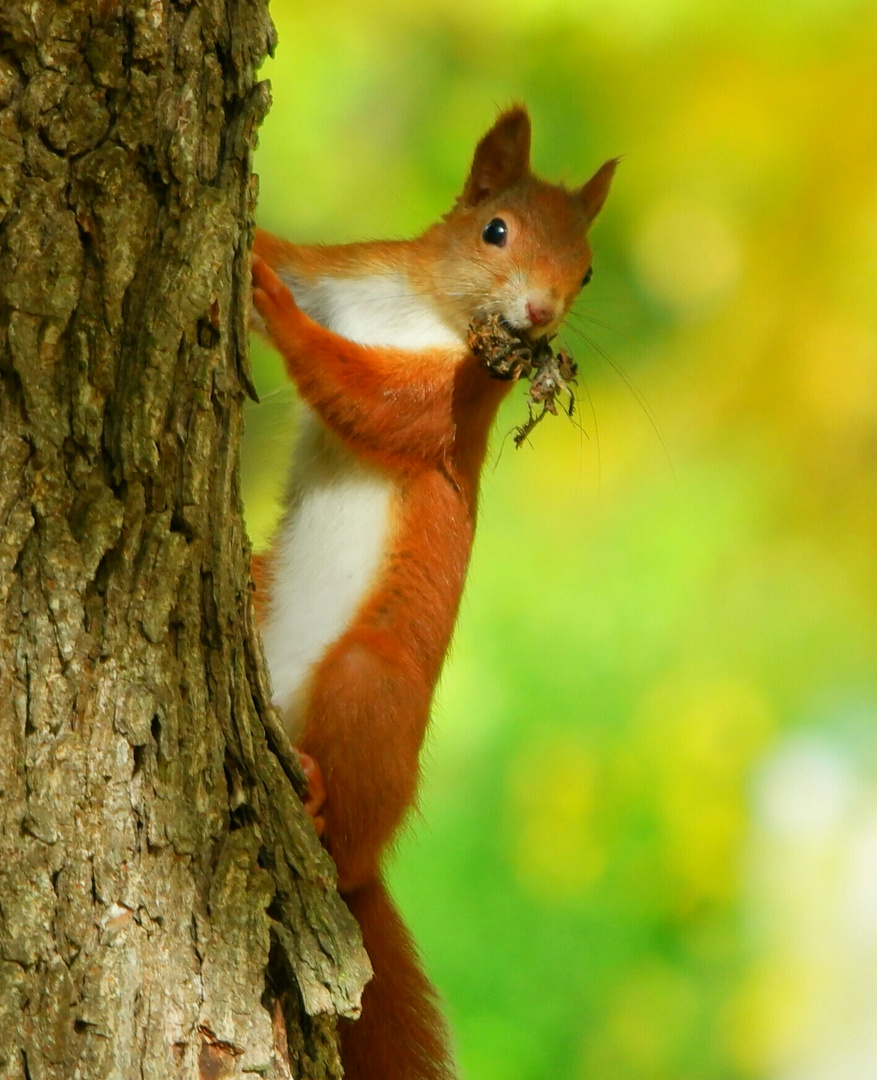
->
251 106 614 1080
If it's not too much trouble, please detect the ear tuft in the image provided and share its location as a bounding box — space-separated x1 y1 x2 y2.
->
578 158 619 224
458 106 532 207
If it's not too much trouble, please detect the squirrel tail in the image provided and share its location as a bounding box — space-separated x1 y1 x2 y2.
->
341 875 456 1080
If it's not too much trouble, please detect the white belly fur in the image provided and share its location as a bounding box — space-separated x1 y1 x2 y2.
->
261 270 461 728
261 412 393 726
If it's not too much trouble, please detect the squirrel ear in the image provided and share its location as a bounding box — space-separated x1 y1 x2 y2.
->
459 106 532 207
578 158 619 224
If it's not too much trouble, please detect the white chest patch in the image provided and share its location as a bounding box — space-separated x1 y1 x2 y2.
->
262 270 460 727
261 415 393 725
279 270 462 349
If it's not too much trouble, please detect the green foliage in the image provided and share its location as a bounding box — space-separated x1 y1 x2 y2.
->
245 3 877 1076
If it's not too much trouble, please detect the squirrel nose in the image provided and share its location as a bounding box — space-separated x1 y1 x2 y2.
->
526 299 555 327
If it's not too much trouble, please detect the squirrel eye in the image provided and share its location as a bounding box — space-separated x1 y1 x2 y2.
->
481 218 508 247
581 266 594 287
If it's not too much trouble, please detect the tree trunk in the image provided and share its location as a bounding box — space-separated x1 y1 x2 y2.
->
0 3 369 1078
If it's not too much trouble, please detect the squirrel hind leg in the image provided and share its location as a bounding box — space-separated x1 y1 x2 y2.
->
342 876 456 1080
293 748 326 837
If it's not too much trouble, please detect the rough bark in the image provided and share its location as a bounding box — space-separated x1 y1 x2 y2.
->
0 3 370 1078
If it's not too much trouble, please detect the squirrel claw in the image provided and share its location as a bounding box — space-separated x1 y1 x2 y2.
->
294 748 327 838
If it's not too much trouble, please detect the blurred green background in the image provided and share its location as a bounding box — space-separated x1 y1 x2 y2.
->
244 2 877 1077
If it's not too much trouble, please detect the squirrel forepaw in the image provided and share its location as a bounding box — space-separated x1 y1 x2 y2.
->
251 254 300 323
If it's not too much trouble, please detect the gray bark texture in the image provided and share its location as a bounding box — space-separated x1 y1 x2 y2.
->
0 3 371 1078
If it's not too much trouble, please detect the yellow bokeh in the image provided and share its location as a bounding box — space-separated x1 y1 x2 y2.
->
635 677 775 909
505 736 605 901
723 961 818 1076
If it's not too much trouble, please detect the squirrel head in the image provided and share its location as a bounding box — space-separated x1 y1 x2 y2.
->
423 106 617 338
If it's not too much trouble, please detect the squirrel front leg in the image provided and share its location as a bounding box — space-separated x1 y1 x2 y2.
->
252 256 459 470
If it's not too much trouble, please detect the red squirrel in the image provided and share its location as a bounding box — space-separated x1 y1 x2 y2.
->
250 106 614 1080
